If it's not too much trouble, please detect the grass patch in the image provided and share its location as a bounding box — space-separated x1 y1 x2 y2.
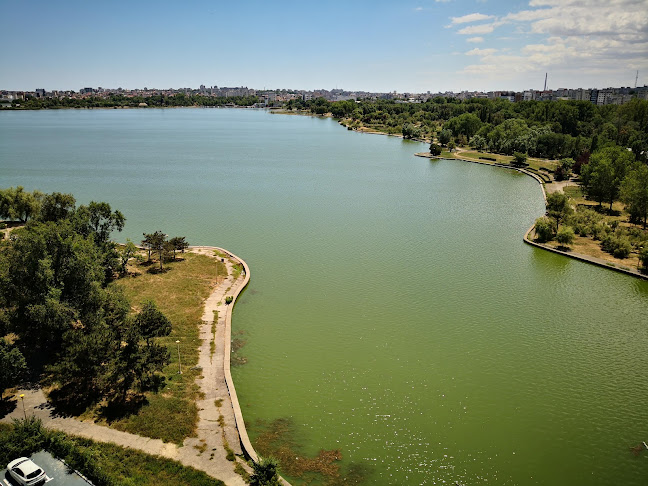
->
234 462 250 482
563 185 584 200
100 252 227 443
214 398 223 408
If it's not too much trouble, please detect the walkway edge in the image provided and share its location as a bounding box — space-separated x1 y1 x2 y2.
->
417 153 648 281
206 246 293 486
522 225 648 280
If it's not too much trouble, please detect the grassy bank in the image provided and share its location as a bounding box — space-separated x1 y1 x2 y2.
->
84 252 227 443
0 418 224 486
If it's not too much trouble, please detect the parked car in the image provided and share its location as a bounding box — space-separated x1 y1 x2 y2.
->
6 457 46 485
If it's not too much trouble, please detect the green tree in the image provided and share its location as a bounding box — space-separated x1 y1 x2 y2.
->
250 457 281 486
168 236 189 260
621 164 648 228
555 226 575 248
0 187 43 223
145 231 167 271
0 339 27 400
534 216 556 242
38 192 76 222
546 192 573 229
581 146 634 212
438 129 452 146
639 246 648 274
429 143 442 156
118 239 138 274
512 152 528 167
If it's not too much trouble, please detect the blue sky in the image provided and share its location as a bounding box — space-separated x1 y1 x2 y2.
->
1 0 646 92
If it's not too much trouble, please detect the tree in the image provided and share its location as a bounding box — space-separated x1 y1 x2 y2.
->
555 226 575 248
402 123 422 140
0 339 27 400
546 192 573 229
534 216 556 242
0 187 43 223
145 231 167 271
429 143 442 156
639 247 648 274
38 192 76 222
250 457 281 486
444 113 482 142
554 158 575 181
581 146 634 212
447 140 456 152
135 300 172 344
118 239 138 274
438 129 452 146
621 164 648 228
512 152 528 167
168 236 189 260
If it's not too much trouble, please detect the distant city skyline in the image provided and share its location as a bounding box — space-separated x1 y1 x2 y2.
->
1 0 646 93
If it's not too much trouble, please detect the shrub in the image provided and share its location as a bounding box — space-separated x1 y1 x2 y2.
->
225 296 233 305
601 234 632 259
639 247 648 273
556 226 575 248
0 223 6 229
429 143 442 156
534 216 556 243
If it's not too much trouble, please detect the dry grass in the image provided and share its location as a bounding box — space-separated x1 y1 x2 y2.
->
98 252 227 443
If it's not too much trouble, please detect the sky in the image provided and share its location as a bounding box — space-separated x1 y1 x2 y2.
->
1 0 647 93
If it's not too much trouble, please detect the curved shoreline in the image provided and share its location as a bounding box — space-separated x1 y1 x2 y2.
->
415 152 648 280
198 246 293 486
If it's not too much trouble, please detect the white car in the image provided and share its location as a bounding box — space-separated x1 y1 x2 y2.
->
6 457 46 485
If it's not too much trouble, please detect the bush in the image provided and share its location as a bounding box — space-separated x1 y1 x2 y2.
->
0 223 6 229
429 143 442 156
601 234 632 259
225 296 233 305
512 152 528 167
556 226 575 248
639 247 648 273
534 216 556 243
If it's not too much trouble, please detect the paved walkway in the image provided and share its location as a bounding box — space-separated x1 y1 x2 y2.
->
2 248 251 485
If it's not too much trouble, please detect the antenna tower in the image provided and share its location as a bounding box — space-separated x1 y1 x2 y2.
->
543 73 547 91
636 70 639 88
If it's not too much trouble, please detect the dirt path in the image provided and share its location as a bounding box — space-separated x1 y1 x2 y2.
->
1 247 250 485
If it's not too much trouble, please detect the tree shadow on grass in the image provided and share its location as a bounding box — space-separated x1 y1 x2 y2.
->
0 396 18 419
146 266 172 275
97 394 149 424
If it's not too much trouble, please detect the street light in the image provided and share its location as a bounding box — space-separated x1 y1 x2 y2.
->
176 340 182 374
20 393 26 419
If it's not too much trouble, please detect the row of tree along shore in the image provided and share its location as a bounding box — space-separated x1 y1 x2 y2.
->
3 93 260 110
0 188 187 411
289 96 648 274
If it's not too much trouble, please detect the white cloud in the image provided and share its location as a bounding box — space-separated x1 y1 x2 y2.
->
457 21 502 35
465 48 498 56
456 0 648 88
467 37 484 43
450 13 494 25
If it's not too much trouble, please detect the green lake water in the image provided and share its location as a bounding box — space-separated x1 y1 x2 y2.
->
1 108 648 485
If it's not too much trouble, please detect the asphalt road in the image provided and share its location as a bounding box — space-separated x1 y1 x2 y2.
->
1 451 91 486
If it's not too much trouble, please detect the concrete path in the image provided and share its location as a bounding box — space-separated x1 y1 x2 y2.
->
2 247 251 485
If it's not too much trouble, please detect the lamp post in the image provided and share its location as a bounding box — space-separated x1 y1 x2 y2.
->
176 340 182 374
20 393 26 419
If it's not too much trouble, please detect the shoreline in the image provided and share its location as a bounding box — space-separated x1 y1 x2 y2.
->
191 246 293 486
415 151 648 280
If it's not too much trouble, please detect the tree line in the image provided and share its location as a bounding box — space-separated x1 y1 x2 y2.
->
5 93 260 110
287 97 648 163
0 189 175 411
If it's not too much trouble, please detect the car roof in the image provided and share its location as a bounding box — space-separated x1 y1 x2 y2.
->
9 457 42 477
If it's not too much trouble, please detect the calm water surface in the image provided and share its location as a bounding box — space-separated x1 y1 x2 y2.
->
1 109 648 485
